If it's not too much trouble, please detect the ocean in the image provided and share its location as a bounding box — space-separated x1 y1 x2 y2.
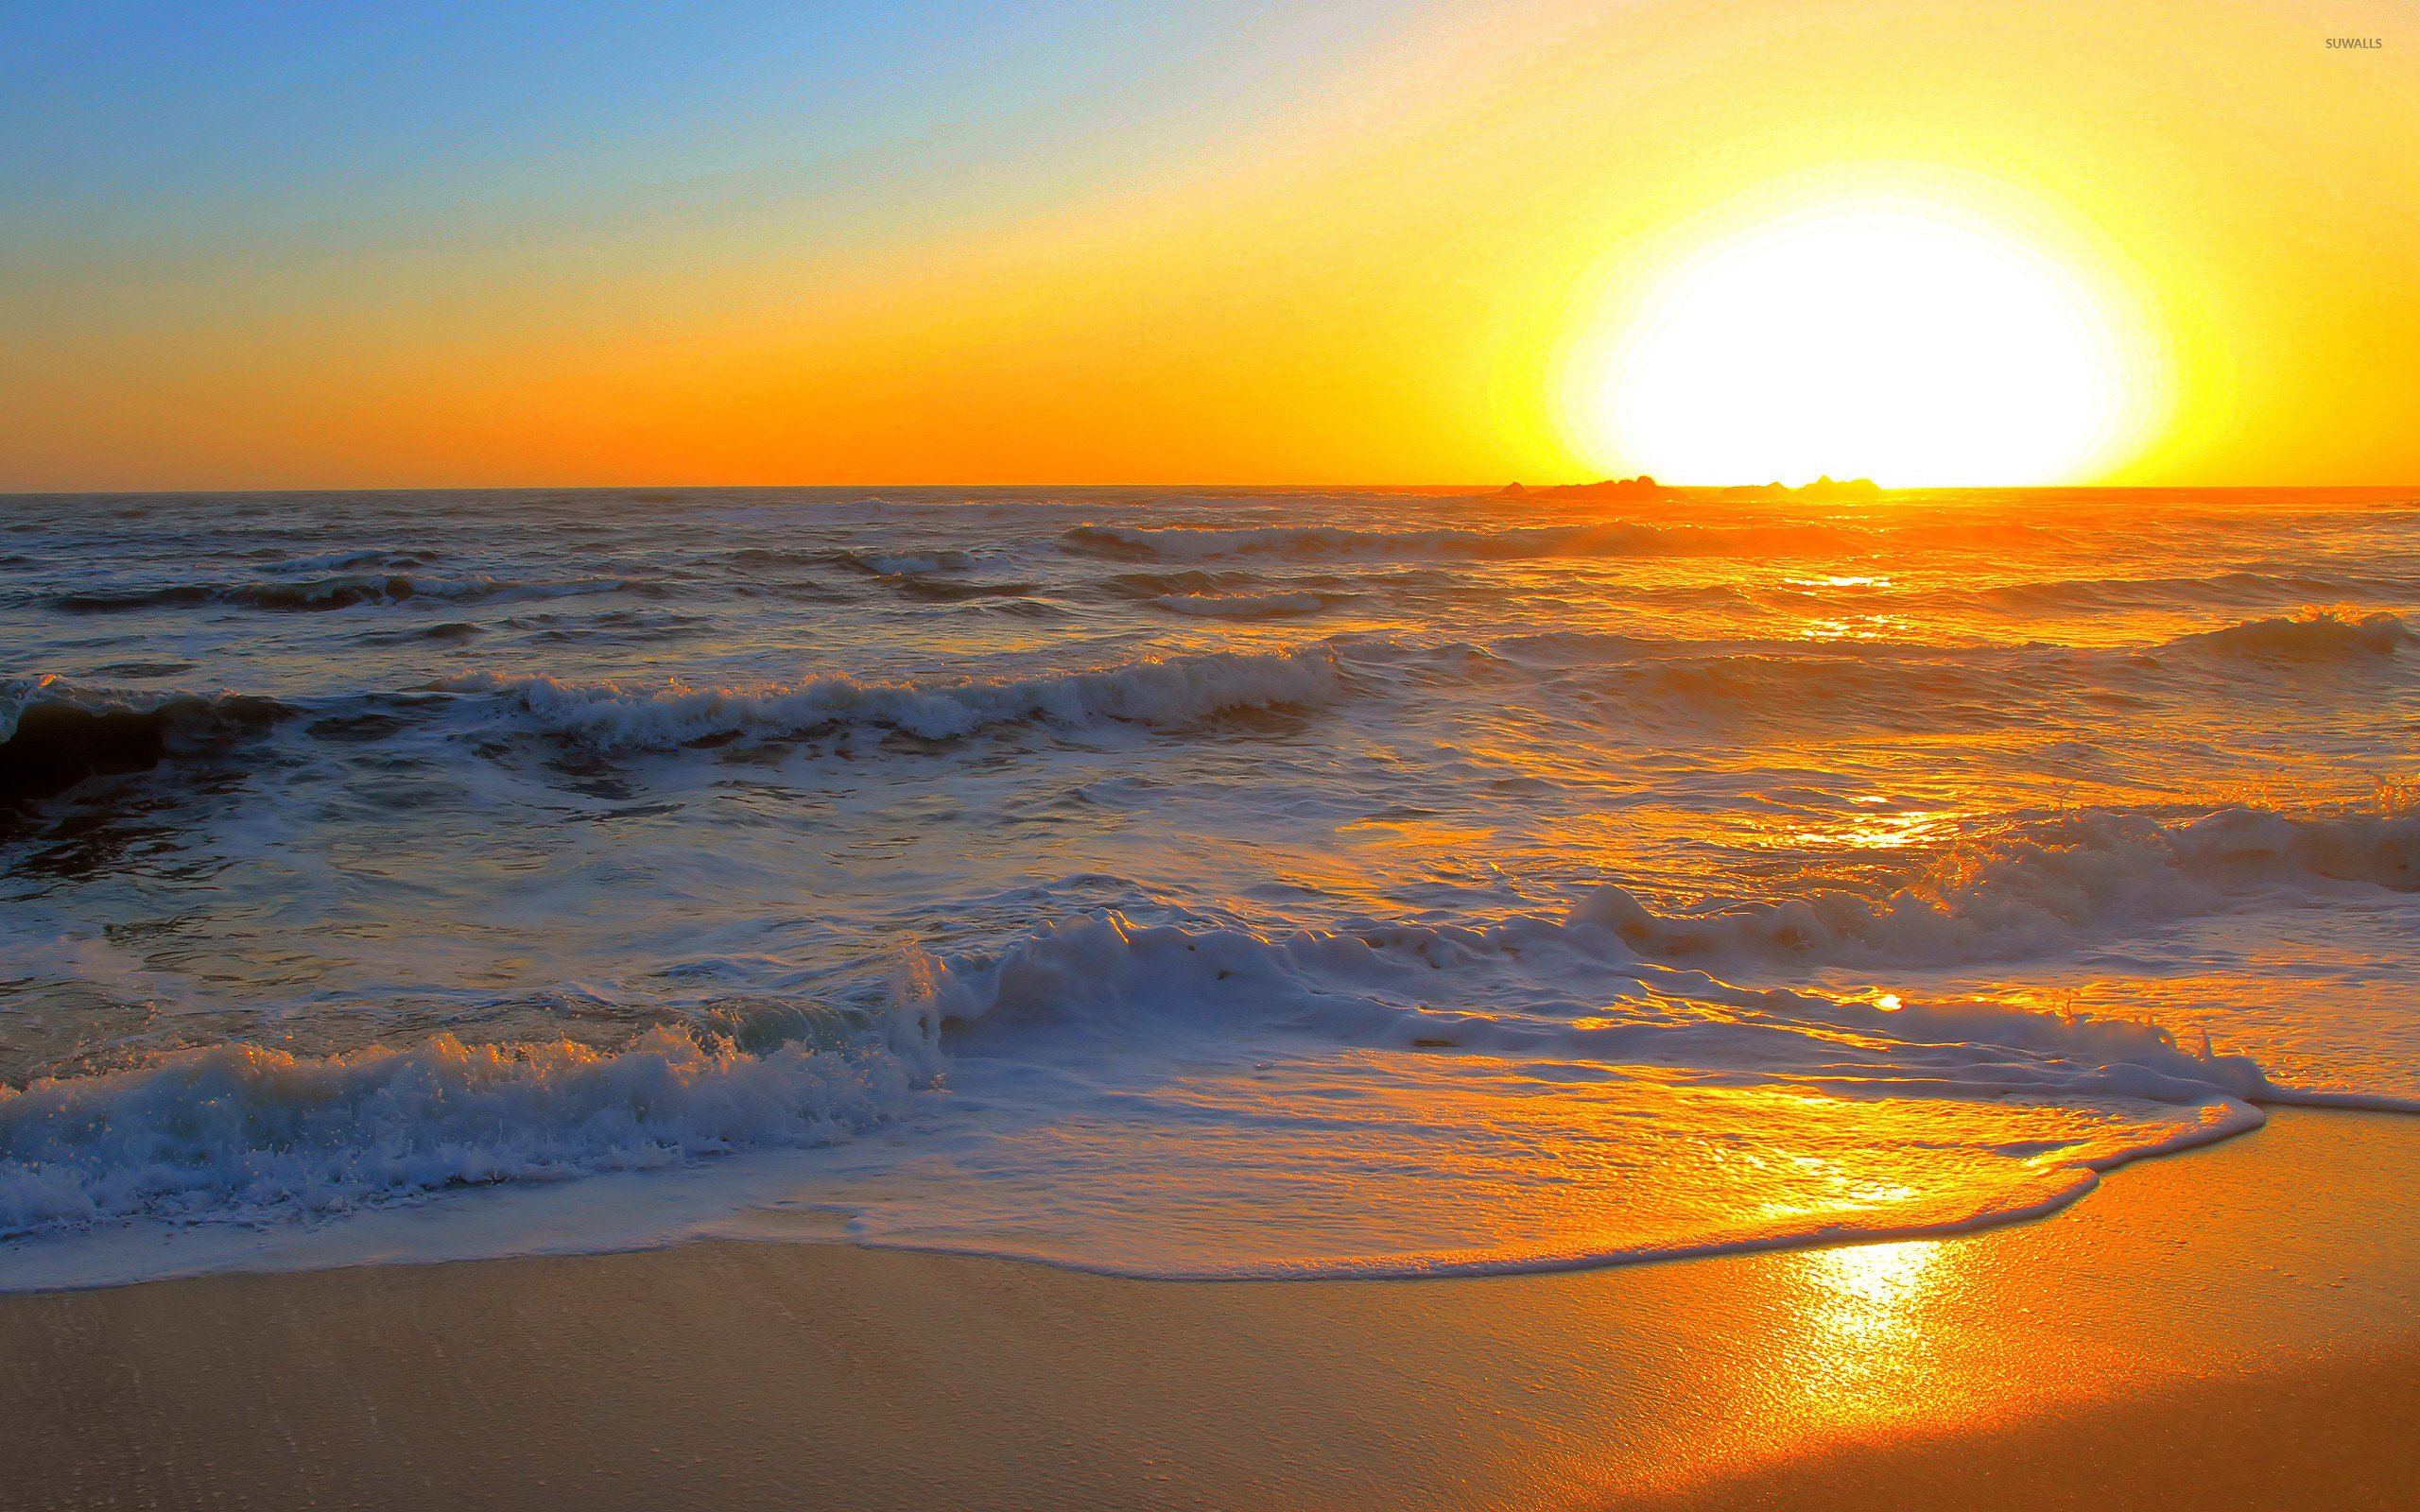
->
2 485 2414 1289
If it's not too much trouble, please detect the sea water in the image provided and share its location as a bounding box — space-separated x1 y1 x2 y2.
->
2 486 2414 1287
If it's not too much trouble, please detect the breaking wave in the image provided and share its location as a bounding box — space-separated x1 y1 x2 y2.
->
6 800 2412 1253
831 548 977 576
0 678 285 800
0 1022 934 1238
2169 609 2408 660
444 644 1343 750
925 909 2288 1109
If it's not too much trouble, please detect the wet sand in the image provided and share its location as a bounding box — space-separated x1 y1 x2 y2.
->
3 1107 2415 1510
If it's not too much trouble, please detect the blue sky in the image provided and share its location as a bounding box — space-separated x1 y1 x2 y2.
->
0 2 1421 258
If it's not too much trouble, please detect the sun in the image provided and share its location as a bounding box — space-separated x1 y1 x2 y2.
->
1561 180 2163 488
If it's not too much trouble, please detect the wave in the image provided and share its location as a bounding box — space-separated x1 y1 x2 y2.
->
444 645 1343 750
264 549 441 574
8 816 2411 1257
2168 609 2408 660
1149 592 1333 619
0 678 285 801
831 548 977 576
1561 646 2061 729
1574 806 2418 966
1476 609 2407 727
925 909 2290 1109
1098 569 1271 598
885 578 1039 603
0 1023 932 1239
46 574 631 614
1977 572 2420 613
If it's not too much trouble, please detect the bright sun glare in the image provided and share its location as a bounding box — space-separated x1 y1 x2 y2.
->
1572 190 2156 487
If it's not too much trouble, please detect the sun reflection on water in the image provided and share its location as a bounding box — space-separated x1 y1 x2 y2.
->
1773 808 1969 850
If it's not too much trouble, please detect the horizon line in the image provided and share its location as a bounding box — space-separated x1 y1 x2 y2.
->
5 481 2419 499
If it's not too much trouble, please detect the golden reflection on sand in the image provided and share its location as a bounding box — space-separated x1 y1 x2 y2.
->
1642 1236 1974 1493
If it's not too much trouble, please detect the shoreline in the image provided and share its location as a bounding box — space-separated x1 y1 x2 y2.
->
4 1106 2416 1509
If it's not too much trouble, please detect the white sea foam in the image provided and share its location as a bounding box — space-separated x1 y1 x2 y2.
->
0 1022 934 1239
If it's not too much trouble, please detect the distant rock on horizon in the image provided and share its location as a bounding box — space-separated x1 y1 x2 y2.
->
1495 475 1675 501
1496 474 1883 503
1717 474 1885 501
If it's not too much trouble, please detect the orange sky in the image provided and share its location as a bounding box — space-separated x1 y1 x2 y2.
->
3 0 2414 490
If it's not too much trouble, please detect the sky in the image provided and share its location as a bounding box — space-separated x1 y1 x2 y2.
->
2 0 2414 490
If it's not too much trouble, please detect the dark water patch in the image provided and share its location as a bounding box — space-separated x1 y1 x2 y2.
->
13 804 194 879
49 574 633 615
353 620 484 646
265 549 439 574
888 577 1038 603
51 584 216 613
504 608 708 644
1098 569 1270 598
306 713 413 744
572 800 685 823
739 578 854 604
537 747 644 801
86 662 196 679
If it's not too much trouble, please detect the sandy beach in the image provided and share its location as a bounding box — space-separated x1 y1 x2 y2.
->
4 1106 2413 1510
